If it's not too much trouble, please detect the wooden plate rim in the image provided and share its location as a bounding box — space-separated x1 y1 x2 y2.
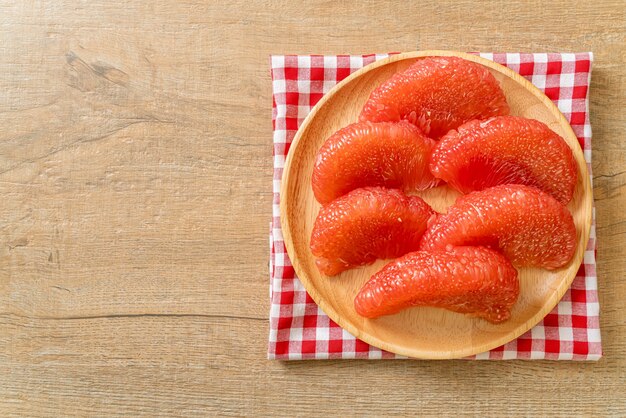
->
279 50 592 359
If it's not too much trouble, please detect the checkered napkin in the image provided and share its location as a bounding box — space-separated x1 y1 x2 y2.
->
269 53 601 360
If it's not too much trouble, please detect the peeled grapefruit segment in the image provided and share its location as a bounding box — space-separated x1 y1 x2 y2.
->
359 56 509 138
431 116 578 203
354 246 519 323
310 187 435 276
420 184 577 269
312 121 438 204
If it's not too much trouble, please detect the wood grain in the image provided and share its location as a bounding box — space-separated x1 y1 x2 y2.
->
281 51 592 359
0 0 624 416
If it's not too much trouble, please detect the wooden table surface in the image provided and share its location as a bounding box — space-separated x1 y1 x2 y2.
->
1 1 624 416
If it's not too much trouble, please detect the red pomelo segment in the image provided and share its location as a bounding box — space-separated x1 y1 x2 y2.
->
310 187 435 276
431 116 578 203
312 121 438 204
420 185 577 269
354 246 519 323
359 56 509 139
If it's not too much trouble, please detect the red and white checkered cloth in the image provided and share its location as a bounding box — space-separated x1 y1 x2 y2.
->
269 52 601 360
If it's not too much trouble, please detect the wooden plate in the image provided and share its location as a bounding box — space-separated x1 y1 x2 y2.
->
280 50 592 359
